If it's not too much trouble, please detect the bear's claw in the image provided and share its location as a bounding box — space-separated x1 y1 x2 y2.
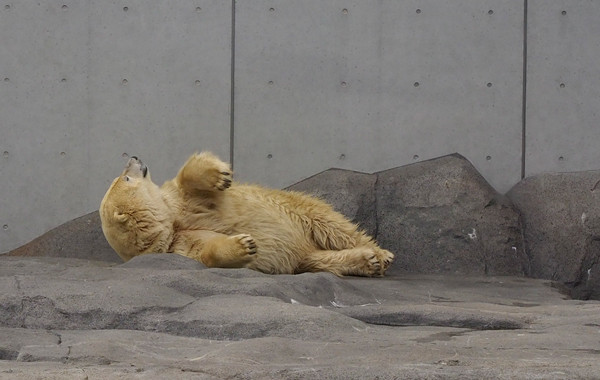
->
362 248 394 277
215 172 233 191
235 234 257 255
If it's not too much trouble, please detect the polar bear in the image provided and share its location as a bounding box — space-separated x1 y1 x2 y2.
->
100 152 394 276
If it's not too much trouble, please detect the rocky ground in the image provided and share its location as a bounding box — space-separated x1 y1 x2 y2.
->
3 153 600 378
1 254 599 379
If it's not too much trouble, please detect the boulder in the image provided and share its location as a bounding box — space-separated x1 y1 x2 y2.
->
376 154 527 276
5 211 121 263
288 155 528 277
507 170 600 299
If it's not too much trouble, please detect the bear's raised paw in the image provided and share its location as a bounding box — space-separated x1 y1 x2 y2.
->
215 171 232 191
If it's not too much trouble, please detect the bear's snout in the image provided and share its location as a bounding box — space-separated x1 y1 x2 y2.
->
125 156 148 178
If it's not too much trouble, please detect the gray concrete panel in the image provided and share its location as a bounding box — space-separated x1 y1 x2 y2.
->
86 1 232 204
12 0 600 255
526 1 600 177
233 1 524 193
0 1 232 252
0 2 92 252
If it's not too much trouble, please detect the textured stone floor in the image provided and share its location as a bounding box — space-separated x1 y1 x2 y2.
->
1 254 599 379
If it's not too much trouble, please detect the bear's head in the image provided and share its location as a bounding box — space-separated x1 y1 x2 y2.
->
100 156 174 261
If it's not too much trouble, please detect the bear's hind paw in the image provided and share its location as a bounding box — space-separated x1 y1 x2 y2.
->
366 253 383 277
362 248 394 277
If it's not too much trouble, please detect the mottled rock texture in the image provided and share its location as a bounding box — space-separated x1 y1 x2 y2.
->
1 254 599 379
289 154 528 276
508 170 600 300
6 212 120 263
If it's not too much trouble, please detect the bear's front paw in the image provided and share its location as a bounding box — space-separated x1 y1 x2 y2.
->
231 234 257 256
179 152 233 192
215 170 232 191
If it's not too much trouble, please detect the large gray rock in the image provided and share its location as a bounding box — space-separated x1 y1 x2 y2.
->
376 154 527 276
288 155 528 277
5 211 121 263
507 170 600 300
1 254 599 379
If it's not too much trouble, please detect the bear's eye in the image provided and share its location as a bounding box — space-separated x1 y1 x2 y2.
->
124 176 130 182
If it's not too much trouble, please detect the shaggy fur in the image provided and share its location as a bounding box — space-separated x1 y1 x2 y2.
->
100 152 394 276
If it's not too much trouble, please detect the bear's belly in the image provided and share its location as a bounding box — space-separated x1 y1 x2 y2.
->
179 204 318 272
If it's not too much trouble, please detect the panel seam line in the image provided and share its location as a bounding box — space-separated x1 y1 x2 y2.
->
521 0 528 179
229 0 236 169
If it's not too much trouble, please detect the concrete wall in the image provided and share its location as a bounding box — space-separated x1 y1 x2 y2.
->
1 0 598 253
526 1 600 176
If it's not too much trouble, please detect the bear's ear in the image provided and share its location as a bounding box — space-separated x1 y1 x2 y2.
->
113 211 129 224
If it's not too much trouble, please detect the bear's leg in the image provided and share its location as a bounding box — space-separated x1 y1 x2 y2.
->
172 230 257 268
197 234 257 268
297 247 394 277
176 152 233 192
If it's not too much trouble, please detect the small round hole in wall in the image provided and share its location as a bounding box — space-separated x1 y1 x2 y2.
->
2 225 8 230
195 7 201 12
416 9 421 14
267 154 273 159
561 10 567 15
486 155 492 161
560 83 566 88
122 79 128 85
413 155 419 160
123 6 129 12
60 151 66 156
342 8 348 15
339 154 346 160
558 156 565 161
269 7 275 12
195 80 201 86
488 10 494 15
487 82 493 88
414 82 420 87
3 151 8 158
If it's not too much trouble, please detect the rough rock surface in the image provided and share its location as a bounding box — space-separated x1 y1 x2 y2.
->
508 170 600 300
5 211 120 263
290 154 528 276
1 254 599 379
376 155 527 276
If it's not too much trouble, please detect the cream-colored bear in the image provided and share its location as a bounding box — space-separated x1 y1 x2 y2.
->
100 152 394 276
